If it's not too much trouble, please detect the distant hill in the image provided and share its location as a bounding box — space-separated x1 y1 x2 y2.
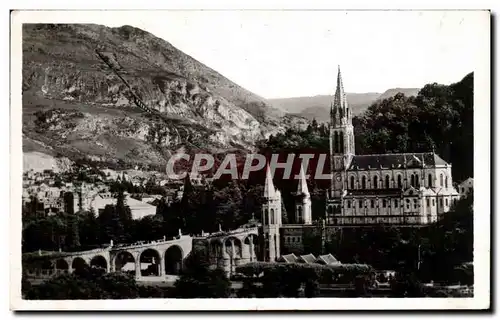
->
377 88 420 101
269 89 420 122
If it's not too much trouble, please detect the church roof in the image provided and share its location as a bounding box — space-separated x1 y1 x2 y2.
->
347 152 448 170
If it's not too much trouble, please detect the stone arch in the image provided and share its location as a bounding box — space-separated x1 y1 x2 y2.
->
410 174 415 187
55 259 69 270
139 248 161 277
397 174 402 188
210 239 223 257
270 208 275 224
415 174 420 187
90 255 107 270
224 236 242 257
385 175 390 188
440 173 444 187
373 175 379 189
244 233 259 262
263 208 269 225
350 175 355 189
445 176 448 188
114 251 135 274
428 173 433 187
164 245 183 275
71 257 87 271
361 175 367 189
41 259 54 270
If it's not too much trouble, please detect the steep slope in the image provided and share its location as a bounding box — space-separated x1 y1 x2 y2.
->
22 24 291 167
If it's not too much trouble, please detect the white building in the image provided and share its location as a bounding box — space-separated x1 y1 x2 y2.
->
458 177 473 198
325 67 460 225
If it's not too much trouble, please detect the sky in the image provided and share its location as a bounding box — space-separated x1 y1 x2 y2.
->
26 10 490 99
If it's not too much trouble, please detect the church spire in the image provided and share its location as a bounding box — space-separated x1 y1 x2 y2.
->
263 165 276 198
331 65 349 126
334 65 347 110
296 164 310 197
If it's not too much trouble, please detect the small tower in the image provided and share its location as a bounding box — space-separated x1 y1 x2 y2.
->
295 165 312 224
262 165 282 262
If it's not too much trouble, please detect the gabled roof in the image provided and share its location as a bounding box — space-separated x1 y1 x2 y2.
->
278 253 299 263
459 177 474 186
298 254 316 264
316 254 341 265
347 152 448 170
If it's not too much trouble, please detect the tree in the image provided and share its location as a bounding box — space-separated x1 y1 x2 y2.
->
174 251 231 298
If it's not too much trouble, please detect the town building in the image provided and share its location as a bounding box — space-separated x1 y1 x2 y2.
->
458 177 473 198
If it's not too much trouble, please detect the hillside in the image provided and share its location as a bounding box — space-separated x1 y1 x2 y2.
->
269 89 419 122
376 88 420 101
22 24 299 169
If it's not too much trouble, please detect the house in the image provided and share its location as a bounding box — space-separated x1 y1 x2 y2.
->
458 178 473 198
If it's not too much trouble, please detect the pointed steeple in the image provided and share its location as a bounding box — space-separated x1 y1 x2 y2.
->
263 165 276 198
333 65 347 111
296 165 310 196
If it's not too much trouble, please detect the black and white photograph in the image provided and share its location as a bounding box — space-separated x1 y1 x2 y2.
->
9 8 490 311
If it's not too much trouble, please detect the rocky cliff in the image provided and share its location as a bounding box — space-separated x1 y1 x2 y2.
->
23 24 302 168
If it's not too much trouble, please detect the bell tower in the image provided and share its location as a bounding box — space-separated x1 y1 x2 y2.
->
262 165 282 261
326 66 355 225
329 65 355 197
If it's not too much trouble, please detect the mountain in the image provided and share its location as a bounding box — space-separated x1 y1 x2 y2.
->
22 24 305 169
376 88 420 101
269 89 420 122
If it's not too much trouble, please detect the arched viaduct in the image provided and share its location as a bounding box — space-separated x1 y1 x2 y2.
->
25 226 260 280
25 235 192 281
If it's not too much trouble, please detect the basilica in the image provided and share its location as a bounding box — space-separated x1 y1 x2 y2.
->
260 67 461 261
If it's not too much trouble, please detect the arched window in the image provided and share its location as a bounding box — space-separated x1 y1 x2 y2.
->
382 199 386 208
347 200 351 208
428 174 432 187
445 176 448 188
297 207 302 223
397 175 402 188
373 176 378 189
350 176 355 189
415 174 419 188
270 208 275 224
340 131 344 153
440 174 444 187
362 176 367 189
385 175 390 189
410 175 415 187
264 209 269 225
334 132 339 153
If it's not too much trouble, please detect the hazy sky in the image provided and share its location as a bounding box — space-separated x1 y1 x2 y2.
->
30 10 489 99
